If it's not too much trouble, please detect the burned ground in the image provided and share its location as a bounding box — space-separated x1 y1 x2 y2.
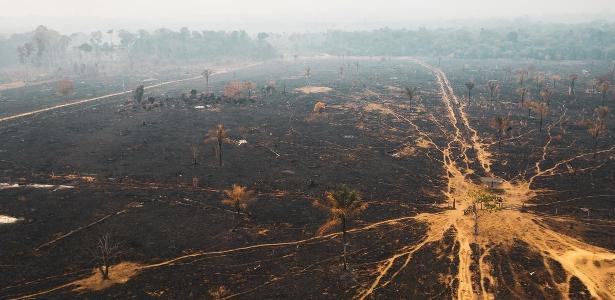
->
1 57 614 299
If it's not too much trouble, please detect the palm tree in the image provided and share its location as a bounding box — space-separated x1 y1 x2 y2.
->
568 74 578 96
313 186 367 271
540 88 554 107
404 87 417 107
222 184 256 228
465 81 475 104
490 116 511 149
204 124 230 166
600 82 610 106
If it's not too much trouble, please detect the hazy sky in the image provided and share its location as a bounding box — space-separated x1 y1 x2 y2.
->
1 0 614 34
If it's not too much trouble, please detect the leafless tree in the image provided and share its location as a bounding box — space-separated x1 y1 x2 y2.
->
568 74 578 96
93 233 118 280
191 144 199 165
488 80 499 101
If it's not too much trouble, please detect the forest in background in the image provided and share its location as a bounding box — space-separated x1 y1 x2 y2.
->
1 21 614 71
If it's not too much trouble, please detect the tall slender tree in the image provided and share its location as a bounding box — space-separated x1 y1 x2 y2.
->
490 116 511 150
313 186 367 271
465 81 475 104
204 124 230 166
202 69 213 92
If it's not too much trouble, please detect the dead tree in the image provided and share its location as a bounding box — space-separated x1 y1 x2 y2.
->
488 80 499 101
568 74 578 96
94 233 118 280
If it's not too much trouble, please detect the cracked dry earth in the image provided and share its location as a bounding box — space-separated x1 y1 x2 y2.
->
1 58 615 299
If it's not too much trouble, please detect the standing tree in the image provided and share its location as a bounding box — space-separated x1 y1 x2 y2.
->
355 61 359 73
404 87 417 107
600 82 610 106
204 124 230 166
568 74 578 96
133 85 144 104
540 88 554 107
488 80 499 101
586 106 610 155
490 116 511 150
221 184 256 229
191 144 199 165
516 87 529 105
531 101 549 132
305 67 311 81
551 75 561 90
534 73 545 94
467 190 502 236
313 186 368 271
465 81 475 104
202 69 213 92
517 69 528 89
93 233 118 281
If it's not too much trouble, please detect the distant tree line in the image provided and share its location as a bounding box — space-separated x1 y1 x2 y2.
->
285 22 615 60
0 26 277 69
1 22 615 70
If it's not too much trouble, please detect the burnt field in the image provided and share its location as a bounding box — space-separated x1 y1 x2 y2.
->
1 57 615 299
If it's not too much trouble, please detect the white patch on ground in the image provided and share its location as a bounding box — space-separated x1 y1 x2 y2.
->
0 183 74 190
294 86 332 94
0 183 20 189
194 105 205 109
0 215 21 224
237 139 248 145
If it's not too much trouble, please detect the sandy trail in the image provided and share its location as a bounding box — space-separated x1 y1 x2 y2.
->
356 58 615 300
0 63 260 124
